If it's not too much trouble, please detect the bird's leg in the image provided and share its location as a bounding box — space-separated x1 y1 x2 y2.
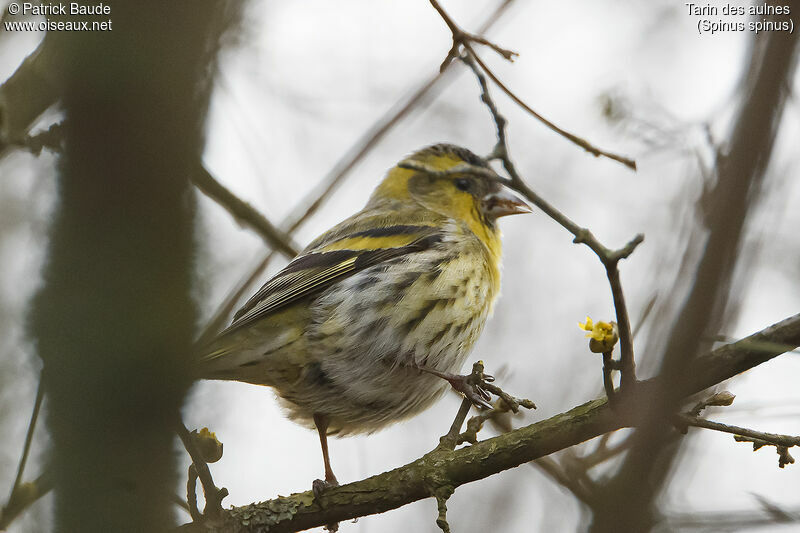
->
416 362 495 410
312 413 339 497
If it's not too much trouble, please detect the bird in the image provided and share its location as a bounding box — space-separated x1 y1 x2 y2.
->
198 143 530 489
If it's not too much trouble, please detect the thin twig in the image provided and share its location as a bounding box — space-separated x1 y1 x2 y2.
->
461 54 641 390
186 464 202 522
438 399 473 451
173 493 191 513
578 436 634 470
434 486 454 533
176 421 227 521
8 375 44 501
428 0 517 72
676 414 800 448
192 165 299 258
533 457 597 506
467 43 637 170
601 352 616 404
0 470 53 530
429 0 636 170
196 250 279 346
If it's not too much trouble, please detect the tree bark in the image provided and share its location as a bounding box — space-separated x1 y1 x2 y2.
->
29 2 235 530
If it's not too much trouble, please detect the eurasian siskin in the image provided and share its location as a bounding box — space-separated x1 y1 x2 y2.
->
199 143 530 486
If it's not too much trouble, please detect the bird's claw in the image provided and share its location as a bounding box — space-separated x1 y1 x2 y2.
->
447 373 494 410
312 478 339 500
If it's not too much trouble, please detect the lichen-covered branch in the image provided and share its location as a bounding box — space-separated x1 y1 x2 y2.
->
179 313 800 533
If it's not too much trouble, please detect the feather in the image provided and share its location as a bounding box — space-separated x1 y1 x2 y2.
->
219 227 444 336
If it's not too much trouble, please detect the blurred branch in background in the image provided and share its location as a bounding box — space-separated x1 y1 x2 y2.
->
192 165 299 257
0 378 45 530
20 1 240 530
591 17 799 533
665 494 800 531
0 34 60 153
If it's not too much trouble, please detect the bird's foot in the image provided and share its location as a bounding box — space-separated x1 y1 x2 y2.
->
445 371 495 409
417 362 495 409
312 477 340 499
312 478 340 532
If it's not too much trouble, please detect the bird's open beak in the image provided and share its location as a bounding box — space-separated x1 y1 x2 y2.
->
481 188 532 218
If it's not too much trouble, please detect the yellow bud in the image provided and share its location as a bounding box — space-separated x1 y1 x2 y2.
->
193 427 223 463
579 316 619 353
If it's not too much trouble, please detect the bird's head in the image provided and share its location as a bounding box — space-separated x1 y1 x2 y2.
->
369 144 531 234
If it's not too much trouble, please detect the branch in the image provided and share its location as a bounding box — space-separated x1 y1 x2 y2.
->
677 414 800 448
179 313 800 532
461 54 640 390
0 35 61 153
192 166 299 258
0 471 52 531
676 414 799 468
176 421 228 521
429 0 636 171
0 375 45 531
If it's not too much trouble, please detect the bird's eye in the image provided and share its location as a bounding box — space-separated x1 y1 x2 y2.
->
454 178 471 192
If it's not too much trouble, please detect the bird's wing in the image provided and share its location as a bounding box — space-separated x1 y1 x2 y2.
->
219 225 443 336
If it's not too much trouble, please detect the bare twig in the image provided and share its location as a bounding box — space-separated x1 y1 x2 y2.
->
533 457 597 507
428 0 517 72
439 398 473 451
574 435 634 470
2 123 64 155
433 486 454 533
0 470 53 531
461 54 640 391
196 250 279 346
601 351 616 403
666 501 800 531
0 34 61 153
1 377 47 530
676 415 800 448
186 465 202 522
429 0 636 170
192 165 299 257
8 376 44 502
176 421 228 521
676 413 799 468
0 374 47 529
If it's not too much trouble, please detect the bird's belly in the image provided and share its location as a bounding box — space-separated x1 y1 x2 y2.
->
276 259 495 434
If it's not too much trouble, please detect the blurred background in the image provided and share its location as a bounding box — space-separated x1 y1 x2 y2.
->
1 1 798 531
